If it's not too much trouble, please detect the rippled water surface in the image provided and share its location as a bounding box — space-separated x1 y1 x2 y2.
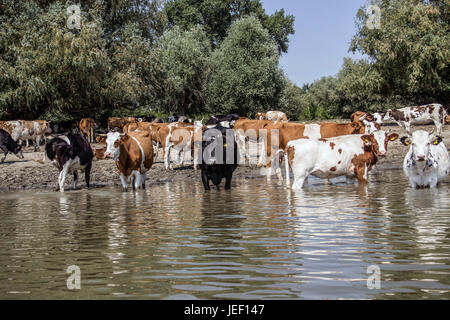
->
0 169 449 299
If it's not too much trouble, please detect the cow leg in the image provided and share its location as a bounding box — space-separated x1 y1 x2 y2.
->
154 142 159 160
133 171 141 190
403 122 411 134
58 159 75 192
434 120 442 136
84 161 92 189
257 138 265 167
346 176 354 184
0 144 8 163
131 173 136 191
165 145 173 170
275 151 284 181
34 137 41 152
142 172 147 190
292 173 308 189
201 169 210 190
119 173 129 191
266 162 273 181
225 170 233 190
73 171 78 190
356 164 368 185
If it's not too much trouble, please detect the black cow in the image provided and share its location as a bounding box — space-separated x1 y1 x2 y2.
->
45 134 93 192
206 114 240 127
0 129 24 163
51 120 79 135
200 124 239 190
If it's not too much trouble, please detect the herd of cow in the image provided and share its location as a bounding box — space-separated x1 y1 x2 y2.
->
0 103 449 192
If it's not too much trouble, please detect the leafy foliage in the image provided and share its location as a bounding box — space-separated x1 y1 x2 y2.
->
165 0 295 53
206 16 286 116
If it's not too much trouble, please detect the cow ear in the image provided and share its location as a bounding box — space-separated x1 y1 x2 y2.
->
388 133 399 142
431 136 442 145
400 136 411 146
361 135 372 144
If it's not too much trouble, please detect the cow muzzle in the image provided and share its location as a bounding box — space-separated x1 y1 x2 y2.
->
416 155 426 162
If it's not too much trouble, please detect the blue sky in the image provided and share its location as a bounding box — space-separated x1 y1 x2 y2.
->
261 0 366 86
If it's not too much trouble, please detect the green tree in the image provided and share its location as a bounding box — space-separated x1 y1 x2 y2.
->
157 25 211 115
295 77 340 120
350 0 449 105
206 15 286 116
165 0 295 53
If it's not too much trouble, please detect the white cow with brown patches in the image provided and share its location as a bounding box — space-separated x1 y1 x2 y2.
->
383 103 447 135
285 130 399 189
400 130 450 188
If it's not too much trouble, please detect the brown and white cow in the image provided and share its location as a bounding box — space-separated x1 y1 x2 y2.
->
266 111 288 122
350 111 381 133
104 131 154 191
285 130 399 188
383 103 447 135
79 118 98 143
260 121 367 179
255 112 267 120
107 117 138 132
0 120 51 151
151 122 203 170
233 119 274 166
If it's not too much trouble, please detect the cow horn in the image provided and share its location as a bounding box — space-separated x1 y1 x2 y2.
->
359 114 367 121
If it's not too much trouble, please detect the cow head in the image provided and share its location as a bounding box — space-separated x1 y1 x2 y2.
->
361 130 399 157
359 114 381 134
350 121 363 134
373 113 384 125
400 130 442 163
383 110 393 121
104 131 122 160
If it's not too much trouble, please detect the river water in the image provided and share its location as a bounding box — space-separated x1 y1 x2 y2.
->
0 169 449 299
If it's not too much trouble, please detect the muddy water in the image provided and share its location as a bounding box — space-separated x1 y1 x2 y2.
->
0 169 449 300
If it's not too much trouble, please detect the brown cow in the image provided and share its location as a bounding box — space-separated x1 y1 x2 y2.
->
79 118 98 143
261 121 364 180
107 117 137 132
104 131 154 191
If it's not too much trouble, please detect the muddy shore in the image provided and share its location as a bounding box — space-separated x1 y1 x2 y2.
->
1 122 449 192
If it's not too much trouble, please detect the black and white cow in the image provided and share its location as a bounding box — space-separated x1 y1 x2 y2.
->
44 134 93 192
206 114 240 127
383 103 447 135
0 129 24 163
200 124 239 190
